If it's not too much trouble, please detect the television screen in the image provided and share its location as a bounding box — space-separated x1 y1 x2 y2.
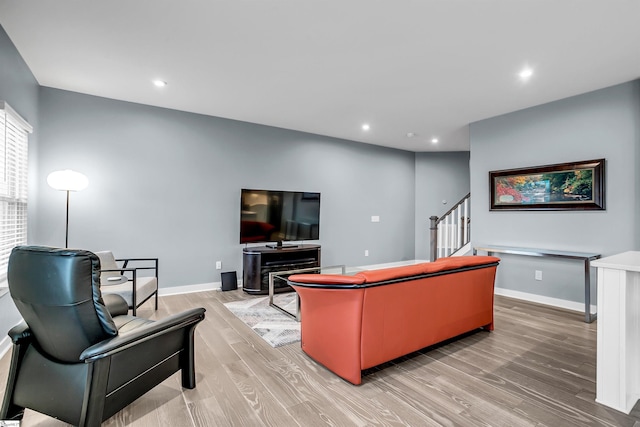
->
240 189 320 245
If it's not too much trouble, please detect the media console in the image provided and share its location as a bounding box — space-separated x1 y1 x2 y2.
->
242 244 321 294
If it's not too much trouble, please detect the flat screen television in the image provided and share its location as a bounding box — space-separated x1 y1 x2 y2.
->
240 188 320 247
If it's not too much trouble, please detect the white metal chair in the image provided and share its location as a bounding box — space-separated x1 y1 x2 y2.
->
95 251 158 316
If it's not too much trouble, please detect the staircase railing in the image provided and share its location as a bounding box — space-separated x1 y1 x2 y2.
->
429 193 470 261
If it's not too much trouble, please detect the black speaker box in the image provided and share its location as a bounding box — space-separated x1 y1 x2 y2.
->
221 271 238 291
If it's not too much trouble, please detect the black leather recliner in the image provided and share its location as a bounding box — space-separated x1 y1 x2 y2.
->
0 246 206 426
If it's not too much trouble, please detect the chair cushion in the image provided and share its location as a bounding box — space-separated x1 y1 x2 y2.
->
102 276 157 308
112 314 155 334
95 251 120 278
102 293 130 317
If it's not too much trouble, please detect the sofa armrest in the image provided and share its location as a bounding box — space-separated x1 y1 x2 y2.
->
288 284 366 384
288 274 365 288
80 308 205 361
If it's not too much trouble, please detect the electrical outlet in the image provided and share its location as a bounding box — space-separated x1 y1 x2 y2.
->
535 270 542 281
216 261 222 270
365 250 369 256
371 215 380 222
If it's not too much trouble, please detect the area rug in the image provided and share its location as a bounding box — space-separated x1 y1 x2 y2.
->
223 293 300 348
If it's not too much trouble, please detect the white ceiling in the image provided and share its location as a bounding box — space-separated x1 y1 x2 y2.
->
1 1 639 152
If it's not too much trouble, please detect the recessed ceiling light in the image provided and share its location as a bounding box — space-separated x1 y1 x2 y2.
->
153 79 167 87
519 67 534 81
362 123 371 131
431 138 439 144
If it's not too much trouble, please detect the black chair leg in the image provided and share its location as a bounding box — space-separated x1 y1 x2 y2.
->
180 325 198 389
79 357 111 427
1 343 27 421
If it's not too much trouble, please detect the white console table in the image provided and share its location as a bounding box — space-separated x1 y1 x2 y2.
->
592 251 640 414
473 245 600 323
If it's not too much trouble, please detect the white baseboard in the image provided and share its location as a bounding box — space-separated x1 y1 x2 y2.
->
495 287 596 314
451 242 472 256
355 259 430 270
158 280 242 296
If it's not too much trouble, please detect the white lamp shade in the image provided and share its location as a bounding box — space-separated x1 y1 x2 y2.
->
47 170 89 191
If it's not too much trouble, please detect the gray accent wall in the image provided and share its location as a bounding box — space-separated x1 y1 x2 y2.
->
36 88 417 288
470 81 640 303
0 24 40 347
414 152 470 261
0 24 40 241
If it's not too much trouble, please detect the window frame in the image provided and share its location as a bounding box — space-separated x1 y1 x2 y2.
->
0 101 32 289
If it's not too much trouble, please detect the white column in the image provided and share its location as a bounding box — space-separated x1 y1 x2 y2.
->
592 251 640 414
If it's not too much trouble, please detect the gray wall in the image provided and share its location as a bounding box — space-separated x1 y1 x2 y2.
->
0 24 40 241
414 152 470 261
0 24 40 346
470 81 640 304
36 88 417 288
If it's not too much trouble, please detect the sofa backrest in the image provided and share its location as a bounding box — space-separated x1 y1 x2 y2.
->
359 262 498 369
288 256 500 286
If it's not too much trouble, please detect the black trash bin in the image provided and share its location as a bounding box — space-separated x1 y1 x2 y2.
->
221 271 238 291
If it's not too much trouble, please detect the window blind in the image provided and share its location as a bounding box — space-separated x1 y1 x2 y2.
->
0 101 32 288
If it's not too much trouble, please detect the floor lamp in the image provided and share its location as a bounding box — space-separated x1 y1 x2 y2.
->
47 170 89 248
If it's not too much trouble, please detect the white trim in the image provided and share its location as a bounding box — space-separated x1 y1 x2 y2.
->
158 280 242 296
451 242 472 256
494 286 597 314
354 259 429 270
0 100 33 133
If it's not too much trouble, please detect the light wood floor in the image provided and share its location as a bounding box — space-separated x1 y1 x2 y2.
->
2 290 640 427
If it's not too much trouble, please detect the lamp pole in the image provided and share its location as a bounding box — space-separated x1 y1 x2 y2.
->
65 189 70 248
47 170 89 248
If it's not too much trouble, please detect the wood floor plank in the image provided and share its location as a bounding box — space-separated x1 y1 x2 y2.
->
387 351 537 427
430 345 628 427
371 371 490 427
222 362 299 426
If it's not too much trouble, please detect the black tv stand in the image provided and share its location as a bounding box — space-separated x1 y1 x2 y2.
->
242 244 321 295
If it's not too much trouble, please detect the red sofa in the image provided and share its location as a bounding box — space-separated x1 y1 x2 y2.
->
287 255 500 385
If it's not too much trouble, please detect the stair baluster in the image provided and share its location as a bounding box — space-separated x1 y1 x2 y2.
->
429 193 471 261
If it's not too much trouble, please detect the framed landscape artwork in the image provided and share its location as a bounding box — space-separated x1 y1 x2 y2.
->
489 159 605 211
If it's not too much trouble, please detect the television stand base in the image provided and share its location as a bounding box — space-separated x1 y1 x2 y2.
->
266 243 298 249
242 244 321 294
